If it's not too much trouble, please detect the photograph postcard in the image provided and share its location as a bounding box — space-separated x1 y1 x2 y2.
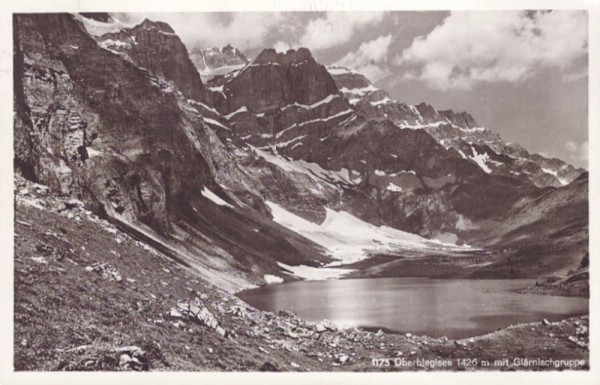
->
1 0 598 384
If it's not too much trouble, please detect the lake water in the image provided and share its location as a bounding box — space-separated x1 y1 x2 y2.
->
237 277 588 339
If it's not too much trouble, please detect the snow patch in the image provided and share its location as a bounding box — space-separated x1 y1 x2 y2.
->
461 126 486 133
370 97 393 106
252 148 358 186
327 67 357 75
282 94 340 111
201 187 234 208
263 274 284 284
208 85 224 92
409 105 423 122
276 108 351 139
386 183 402 192
297 109 354 127
182 104 199 114
267 201 468 265
277 262 353 280
187 99 219 114
100 39 131 49
203 118 231 131
225 106 248 119
339 85 378 95
201 63 247 81
399 120 451 130
74 13 126 36
542 167 569 185
542 167 558 177
469 147 492 174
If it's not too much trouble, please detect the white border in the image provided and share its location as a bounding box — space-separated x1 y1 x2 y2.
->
0 1 597 384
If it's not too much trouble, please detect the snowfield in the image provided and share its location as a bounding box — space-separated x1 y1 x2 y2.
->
266 201 471 270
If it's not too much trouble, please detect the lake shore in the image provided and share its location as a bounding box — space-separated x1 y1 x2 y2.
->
14 203 589 371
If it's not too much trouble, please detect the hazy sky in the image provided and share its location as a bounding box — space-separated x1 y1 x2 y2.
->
115 11 589 168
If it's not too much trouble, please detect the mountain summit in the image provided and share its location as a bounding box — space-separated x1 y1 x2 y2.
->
78 14 206 101
189 44 249 82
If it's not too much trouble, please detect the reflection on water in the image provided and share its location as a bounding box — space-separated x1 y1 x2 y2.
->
237 277 588 339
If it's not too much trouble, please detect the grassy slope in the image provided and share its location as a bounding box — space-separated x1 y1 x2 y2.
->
14 201 589 372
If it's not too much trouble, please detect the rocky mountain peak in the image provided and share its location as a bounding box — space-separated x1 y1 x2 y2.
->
439 110 479 129
254 47 314 66
415 102 443 121
91 17 206 101
79 13 111 22
221 43 238 54
209 46 339 114
189 44 249 81
134 18 175 34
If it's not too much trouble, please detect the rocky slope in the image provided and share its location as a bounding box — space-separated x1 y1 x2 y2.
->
468 172 589 279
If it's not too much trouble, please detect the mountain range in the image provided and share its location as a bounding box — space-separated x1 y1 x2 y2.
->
13 13 588 292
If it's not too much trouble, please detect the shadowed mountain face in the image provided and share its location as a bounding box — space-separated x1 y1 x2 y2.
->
13 13 331 291
13 13 588 288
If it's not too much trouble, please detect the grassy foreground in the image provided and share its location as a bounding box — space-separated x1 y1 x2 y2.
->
14 186 588 371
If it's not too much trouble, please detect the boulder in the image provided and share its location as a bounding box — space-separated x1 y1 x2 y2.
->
84 262 123 282
115 345 146 371
173 299 227 337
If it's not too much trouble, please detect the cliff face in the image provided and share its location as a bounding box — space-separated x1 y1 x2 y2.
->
86 16 207 102
209 48 340 114
15 14 212 229
13 13 330 289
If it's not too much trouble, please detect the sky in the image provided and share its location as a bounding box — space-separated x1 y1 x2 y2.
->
115 11 589 169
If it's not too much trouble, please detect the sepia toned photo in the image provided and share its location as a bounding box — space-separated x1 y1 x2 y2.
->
4 2 597 382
